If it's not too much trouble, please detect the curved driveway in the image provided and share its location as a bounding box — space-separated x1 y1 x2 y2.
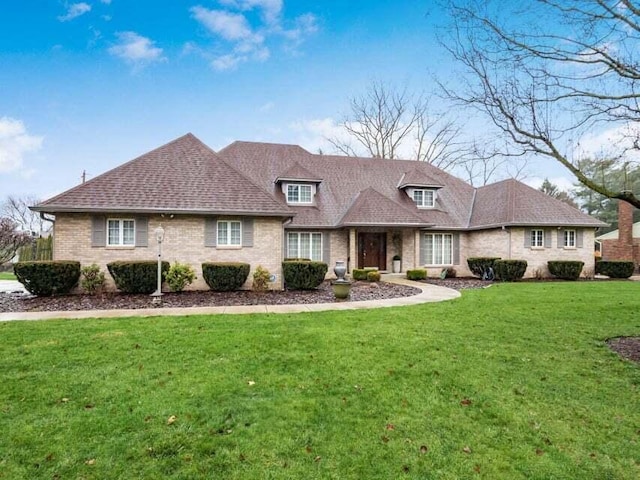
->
0 275 460 322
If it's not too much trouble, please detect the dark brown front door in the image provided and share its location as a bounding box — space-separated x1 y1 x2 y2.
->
358 233 387 270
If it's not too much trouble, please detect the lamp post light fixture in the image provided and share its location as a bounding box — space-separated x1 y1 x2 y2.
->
151 224 165 303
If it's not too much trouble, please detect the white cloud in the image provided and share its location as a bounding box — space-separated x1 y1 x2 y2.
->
219 0 283 24
259 101 275 112
58 2 91 22
190 2 317 71
575 124 640 163
288 118 347 154
191 7 257 42
0 117 43 174
108 32 165 67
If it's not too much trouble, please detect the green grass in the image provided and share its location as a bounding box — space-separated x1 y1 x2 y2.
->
1 282 639 479
0 271 16 280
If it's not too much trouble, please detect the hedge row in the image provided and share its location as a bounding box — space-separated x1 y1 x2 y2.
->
596 260 635 279
14 261 81 296
547 261 584 280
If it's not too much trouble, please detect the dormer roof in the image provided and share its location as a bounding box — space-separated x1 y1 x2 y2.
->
398 169 444 189
275 162 323 184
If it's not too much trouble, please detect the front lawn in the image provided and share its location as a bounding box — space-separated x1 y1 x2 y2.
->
0 271 16 280
1 282 639 479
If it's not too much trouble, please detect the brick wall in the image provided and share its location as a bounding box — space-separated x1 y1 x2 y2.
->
53 213 285 291
467 227 596 278
601 201 639 266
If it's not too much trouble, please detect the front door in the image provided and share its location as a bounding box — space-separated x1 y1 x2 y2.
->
358 233 387 270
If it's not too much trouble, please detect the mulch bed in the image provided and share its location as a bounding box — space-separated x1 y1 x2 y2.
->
607 337 640 364
0 281 422 313
421 277 492 290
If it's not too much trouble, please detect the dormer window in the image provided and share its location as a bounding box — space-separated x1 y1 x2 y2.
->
412 189 435 208
287 184 313 204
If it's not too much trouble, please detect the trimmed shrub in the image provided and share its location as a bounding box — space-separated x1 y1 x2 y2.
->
80 263 105 294
352 268 369 281
165 262 196 292
367 270 381 282
406 269 427 280
596 260 635 279
467 257 501 278
202 262 250 291
494 259 527 281
107 260 170 294
547 260 584 280
392 254 401 261
282 260 328 290
14 260 80 296
252 265 271 292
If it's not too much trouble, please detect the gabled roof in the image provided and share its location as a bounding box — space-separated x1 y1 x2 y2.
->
398 169 444 189
34 134 293 217
218 141 476 228
34 134 606 231
275 162 323 183
469 179 605 229
339 187 430 227
596 222 640 240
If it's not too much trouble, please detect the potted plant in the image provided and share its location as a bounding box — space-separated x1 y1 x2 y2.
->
392 254 401 273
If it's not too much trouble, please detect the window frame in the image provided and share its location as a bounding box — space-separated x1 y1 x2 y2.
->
423 233 453 265
286 232 323 261
564 229 576 248
217 220 242 247
286 184 313 205
530 229 544 248
412 189 435 208
106 218 135 247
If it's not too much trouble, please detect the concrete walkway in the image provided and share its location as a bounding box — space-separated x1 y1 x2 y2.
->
0 280 26 294
0 275 460 322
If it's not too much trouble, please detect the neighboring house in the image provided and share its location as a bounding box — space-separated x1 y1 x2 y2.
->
596 200 639 268
32 133 606 290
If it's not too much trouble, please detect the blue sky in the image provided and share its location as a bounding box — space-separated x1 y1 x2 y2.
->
0 0 573 200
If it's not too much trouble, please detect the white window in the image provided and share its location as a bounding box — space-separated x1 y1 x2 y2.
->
424 233 453 265
287 232 323 261
564 229 576 248
107 219 135 246
412 189 435 208
287 184 313 204
217 220 242 246
531 229 544 248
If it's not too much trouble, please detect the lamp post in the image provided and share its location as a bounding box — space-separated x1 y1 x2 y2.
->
151 225 165 303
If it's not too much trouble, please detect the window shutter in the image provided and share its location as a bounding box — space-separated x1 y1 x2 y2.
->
576 229 584 248
544 229 552 248
524 229 531 248
452 233 460 265
419 234 426 265
204 217 217 247
322 232 331 263
557 228 564 248
242 218 254 247
135 216 148 247
91 216 106 247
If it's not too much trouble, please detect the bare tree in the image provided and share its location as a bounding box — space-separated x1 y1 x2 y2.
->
440 0 640 207
327 81 469 170
0 218 31 264
2 195 50 235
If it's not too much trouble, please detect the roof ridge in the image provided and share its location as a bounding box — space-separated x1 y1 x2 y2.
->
38 133 200 207
467 188 477 228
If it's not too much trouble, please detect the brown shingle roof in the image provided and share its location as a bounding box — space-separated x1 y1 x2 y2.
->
34 134 293 216
218 141 476 228
469 179 605 228
35 134 605 230
339 187 431 227
398 169 444 189
275 162 323 183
